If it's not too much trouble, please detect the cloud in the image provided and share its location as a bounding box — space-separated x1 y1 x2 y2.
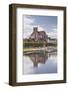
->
23 15 57 39
24 15 35 25
47 28 57 38
23 16 45 38
38 25 44 31
23 16 35 38
48 32 57 38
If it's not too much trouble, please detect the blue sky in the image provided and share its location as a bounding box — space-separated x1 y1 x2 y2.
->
23 15 57 39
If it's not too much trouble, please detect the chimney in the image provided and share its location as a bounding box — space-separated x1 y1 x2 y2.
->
33 27 38 32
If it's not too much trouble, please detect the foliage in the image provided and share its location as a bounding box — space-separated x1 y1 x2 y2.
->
23 39 46 48
23 39 57 48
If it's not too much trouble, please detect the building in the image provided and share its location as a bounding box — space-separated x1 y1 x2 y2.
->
29 27 48 41
48 37 57 44
29 27 57 45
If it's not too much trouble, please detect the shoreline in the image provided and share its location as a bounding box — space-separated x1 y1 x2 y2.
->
23 47 57 54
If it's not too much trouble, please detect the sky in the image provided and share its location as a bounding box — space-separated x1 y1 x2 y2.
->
23 15 57 39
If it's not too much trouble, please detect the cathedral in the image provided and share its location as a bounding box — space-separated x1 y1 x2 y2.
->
29 27 48 41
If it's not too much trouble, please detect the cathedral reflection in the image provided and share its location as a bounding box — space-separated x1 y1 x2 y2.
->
30 53 48 67
24 51 57 68
24 51 48 67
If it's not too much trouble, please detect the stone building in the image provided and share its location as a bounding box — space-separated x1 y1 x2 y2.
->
29 27 57 45
29 27 48 41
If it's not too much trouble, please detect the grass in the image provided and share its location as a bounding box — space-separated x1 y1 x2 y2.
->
23 39 57 52
23 47 41 52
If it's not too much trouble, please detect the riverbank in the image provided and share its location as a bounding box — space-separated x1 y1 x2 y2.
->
24 47 47 52
23 47 57 54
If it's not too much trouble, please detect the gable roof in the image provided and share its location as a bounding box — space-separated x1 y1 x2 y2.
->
38 31 46 35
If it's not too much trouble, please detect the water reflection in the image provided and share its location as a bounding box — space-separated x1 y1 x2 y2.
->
23 51 57 74
25 52 48 67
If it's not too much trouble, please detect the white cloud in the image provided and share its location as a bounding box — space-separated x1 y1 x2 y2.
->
23 16 45 38
38 25 44 31
47 28 57 38
24 16 35 25
48 32 57 38
23 16 34 38
23 15 57 39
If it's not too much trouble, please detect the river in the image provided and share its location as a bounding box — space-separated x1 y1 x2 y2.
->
23 50 57 74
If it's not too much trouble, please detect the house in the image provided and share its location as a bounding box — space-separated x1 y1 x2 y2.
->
48 37 57 44
29 27 48 41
